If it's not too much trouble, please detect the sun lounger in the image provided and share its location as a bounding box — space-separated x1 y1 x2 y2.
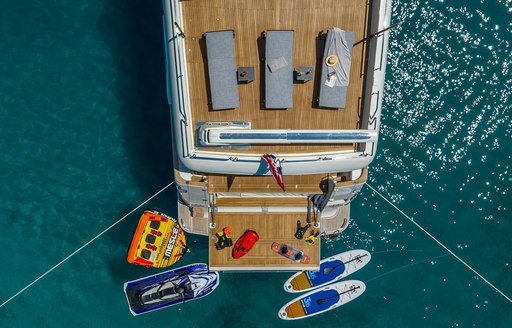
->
205 30 240 110
318 28 355 109
265 30 294 109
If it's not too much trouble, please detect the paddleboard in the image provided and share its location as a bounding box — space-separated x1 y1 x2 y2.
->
278 280 365 320
283 249 370 293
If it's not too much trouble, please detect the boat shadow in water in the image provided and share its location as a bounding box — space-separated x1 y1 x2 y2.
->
97 0 174 195
95 1 177 280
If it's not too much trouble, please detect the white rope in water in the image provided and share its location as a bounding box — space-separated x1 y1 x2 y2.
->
0 181 175 309
365 253 450 283
366 183 512 303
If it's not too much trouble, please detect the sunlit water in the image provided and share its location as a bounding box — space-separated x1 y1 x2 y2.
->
0 0 510 327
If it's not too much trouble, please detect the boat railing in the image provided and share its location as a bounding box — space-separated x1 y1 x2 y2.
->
165 0 191 159
358 0 392 156
374 0 393 72
375 33 386 72
180 119 190 158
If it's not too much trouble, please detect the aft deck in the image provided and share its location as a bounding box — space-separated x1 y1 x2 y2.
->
209 212 320 271
179 0 370 154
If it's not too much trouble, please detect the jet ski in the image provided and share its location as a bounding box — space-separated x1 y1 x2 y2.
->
123 263 219 315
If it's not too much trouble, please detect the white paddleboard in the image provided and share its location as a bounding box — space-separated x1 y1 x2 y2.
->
279 280 366 320
283 249 371 293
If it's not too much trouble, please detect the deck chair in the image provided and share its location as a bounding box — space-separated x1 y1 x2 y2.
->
265 30 294 109
318 28 355 109
205 30 240 110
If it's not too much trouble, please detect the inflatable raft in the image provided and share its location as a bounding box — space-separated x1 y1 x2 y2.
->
127 209 187 268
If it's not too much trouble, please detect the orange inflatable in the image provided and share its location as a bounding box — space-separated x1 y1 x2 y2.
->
127 209 187 268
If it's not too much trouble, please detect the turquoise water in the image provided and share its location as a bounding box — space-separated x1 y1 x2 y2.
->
0 0 510 327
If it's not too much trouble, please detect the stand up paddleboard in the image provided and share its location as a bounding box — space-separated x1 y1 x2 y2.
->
278 280 366 320
284 249 370 293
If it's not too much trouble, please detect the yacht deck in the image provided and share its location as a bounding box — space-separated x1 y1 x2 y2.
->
170 0 384 271
179 0 370 154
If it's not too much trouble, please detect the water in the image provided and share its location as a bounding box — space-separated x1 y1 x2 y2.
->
0 0 510 327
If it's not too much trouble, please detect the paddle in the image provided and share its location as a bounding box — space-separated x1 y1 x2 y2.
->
316 285 361 305
323 253 368 275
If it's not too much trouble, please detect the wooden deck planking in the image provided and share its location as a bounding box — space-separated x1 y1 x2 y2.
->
209 212 320 270
207 173 337 193
181 0 368 154
215 197 309 207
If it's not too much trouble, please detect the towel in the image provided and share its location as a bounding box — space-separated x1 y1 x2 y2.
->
325 28 352 87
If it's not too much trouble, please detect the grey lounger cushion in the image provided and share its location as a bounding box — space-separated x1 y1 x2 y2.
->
265 30 294 109
318 28 355 109
205 30 240 110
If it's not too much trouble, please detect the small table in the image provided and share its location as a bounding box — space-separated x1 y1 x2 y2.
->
237 66 255 83
295 66 313 82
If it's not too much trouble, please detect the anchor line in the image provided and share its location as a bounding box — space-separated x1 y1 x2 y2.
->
0 181 175 309
365 253 450 284
366 183 511 303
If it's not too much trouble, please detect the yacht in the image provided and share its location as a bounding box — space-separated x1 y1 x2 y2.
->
162 0 392 271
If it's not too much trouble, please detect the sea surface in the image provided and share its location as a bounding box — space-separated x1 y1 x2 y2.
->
0 0 510 327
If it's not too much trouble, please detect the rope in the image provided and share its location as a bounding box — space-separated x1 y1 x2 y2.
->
365 253 450 283
0 181 175 309
366 183 512 303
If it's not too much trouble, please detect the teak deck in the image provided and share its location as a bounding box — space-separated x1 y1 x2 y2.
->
209 213 320 270
207 172 337 193
180 0 369 154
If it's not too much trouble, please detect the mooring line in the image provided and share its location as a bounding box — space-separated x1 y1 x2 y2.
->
371 249 442 255
366 183 512 303
0 181 175 309
366 253 450 283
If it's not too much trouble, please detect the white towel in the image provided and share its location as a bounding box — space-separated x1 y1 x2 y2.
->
326 28 352 87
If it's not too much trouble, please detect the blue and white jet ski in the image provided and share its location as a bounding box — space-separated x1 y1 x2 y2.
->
123 263 219 315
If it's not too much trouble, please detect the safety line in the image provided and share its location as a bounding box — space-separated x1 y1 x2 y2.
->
365 253 450 283
0 181 175 309
366 183 512 303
